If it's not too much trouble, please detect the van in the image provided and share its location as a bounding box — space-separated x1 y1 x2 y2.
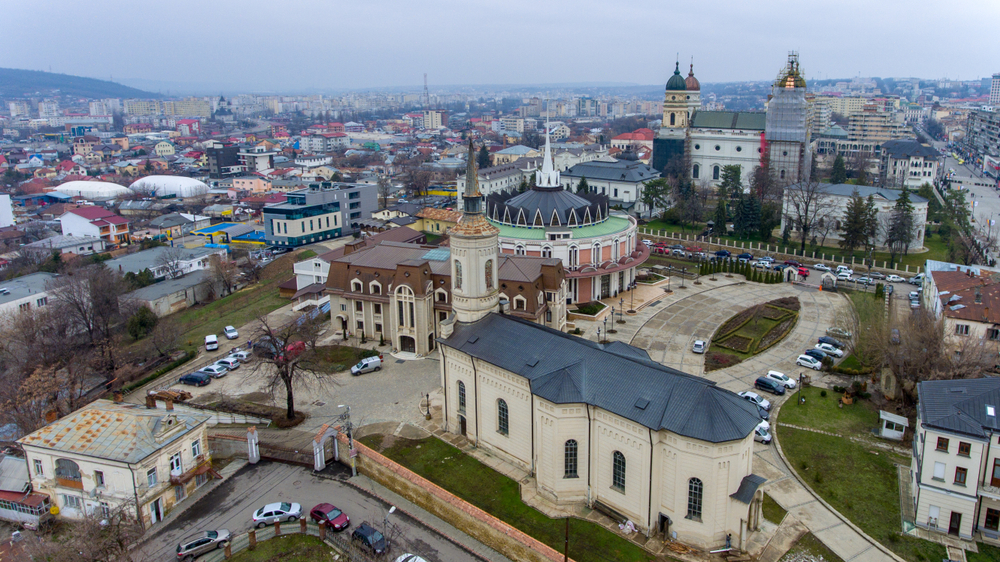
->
351 355 384 376
205 334 219 351
909 273 925 286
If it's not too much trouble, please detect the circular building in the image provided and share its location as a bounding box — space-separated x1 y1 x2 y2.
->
55 180 131 198
129 175 209 198
483 131 648 304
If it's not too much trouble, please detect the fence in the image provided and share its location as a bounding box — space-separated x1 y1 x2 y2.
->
638 227 923 275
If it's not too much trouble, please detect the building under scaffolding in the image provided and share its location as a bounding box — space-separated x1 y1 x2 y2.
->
765 52 812 187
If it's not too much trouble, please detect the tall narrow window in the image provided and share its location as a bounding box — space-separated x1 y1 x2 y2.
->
497 399 509 435
564 440 578 478
455 261 463 290
687 478 703 520
669 113 675 126
612 451 626 491
485 260 494 290
713 166 720 180
458 381 466 413
409 302 415 328
692 164 700 179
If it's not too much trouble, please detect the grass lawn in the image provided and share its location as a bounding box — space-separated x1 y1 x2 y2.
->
228 534 335 562
969 544 1000 562
573 301 607 316
779 532 844 562
778 427 945 562
762 493 787 525
778 387 879 435
306 344 381 373
839 354 863 370
296 249 317 260
360 436 653 562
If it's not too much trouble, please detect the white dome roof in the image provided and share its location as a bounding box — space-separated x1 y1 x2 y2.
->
55 180 131 198
129 175 209 198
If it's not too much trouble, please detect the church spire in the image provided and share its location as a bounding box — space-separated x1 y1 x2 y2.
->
535 104 561 188
464 137 481 199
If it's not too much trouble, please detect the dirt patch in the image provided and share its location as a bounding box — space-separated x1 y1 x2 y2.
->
209 399 308 428
718 335 753 353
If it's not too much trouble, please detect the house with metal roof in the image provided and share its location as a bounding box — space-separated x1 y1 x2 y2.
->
18 398 213 528
911 378 1000 543
879 139 941 188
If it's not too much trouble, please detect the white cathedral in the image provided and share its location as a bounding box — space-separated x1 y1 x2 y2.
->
438 156 767 550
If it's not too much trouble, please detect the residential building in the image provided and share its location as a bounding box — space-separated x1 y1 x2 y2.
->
123 100 162 116
153 141 176 157
779 183 928 251
206 145 242 178
879 140 940 188
38 100 59 119
292 227 425 291
0 194 12 228
457 161 537 199
264 182 377 247
22 235 107 256
8 101 29 118
921 263 1000 349
299 132 348 153
0 454 52 528
19 399 213 528
162 99 211 117
611 128 655 151
146 213 211 238
966 110 1000 164
130 270 221 317
58 207 131 244
492 145 540 166
238 145 277 173
176 119 201 137
232 176 271 194
990 74 1000 106
414 207 461 235
103 245 227 279
560 159 661 216
910 378 1000 543
0 272 57 324
422 110 445 129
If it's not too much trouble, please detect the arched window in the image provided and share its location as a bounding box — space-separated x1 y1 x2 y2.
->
612 451 626 491
55 459 81 481
713 166 720 180
497 399 509 435
687 478 703 520
455 261 463 290
692 164 699 179
780 169 786 180
564 440 578 478
542 246 552 258
485 259 494 290
515 245 525 256
458 381 466 413
569 246 579 267
669 113 676 126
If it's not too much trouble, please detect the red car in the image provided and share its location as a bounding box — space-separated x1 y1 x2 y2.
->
685 246 703 253
784 260 801 267
797 266 809 277
310 503 350 531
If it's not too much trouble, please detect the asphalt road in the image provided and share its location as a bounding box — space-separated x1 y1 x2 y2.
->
140 461 476 562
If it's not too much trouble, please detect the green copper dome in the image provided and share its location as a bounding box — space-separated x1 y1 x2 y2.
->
666 62 686 91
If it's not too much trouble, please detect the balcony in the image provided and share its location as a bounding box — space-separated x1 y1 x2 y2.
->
55 475 83 490
980 482 1000 501
170 457 213 485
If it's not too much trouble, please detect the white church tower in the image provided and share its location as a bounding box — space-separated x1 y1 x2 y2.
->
449 138 500 324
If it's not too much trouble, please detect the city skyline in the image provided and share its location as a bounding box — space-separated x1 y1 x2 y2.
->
1 0 997 94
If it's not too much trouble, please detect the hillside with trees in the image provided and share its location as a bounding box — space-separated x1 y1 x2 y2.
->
0 67 161 99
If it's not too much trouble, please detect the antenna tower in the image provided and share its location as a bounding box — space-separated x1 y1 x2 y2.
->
423 73 430 109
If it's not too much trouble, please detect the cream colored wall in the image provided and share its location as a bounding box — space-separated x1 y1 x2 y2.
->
534 400 590 503
914 425 984 538
590 409 650 526
271 211 339 237
475 360 533 469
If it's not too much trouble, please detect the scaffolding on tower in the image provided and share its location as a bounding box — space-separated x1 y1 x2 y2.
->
764 52 813 187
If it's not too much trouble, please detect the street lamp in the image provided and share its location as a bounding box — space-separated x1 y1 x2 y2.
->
384 505 396 543
628 282 635 313
602 315 608 339
618 298 625 324
336 404 356 477
681 268 686 288
597 326 601 344
607 308 616 334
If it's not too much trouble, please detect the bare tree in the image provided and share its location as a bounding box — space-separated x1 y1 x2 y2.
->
149 318 182 357
377 174 393 210
783 181 834 253
251 313 321 420
23 499 147 562
154 245 187 279
209 254 239 296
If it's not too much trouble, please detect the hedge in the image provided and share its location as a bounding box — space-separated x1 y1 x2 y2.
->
121 350 197 393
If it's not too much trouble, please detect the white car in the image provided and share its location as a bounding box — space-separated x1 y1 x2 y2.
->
205 334 219 351
252 502 302 528
813 263 831 271
764 370 796 389
837 272 853 281
197 364 229 378
228 350 252 362
641 239 652 247
224 325 239 340
758 256 775 263
796 355 823 370
908 291 920 300
835 266 854 276
738 390 771 411
692 340 707 354
886 274 905 283
815 343 844 357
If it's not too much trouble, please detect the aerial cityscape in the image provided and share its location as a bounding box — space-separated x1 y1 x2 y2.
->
1 2 1000 562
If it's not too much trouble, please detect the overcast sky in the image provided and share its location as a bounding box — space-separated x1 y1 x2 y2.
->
3 0 998 94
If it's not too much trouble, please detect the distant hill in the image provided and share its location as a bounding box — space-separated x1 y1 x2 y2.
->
0 68 161 99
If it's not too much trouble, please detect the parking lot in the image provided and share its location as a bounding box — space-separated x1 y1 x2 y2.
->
140 461 478 561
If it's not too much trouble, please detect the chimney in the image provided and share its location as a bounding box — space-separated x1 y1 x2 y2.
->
113 391 123 404
145 395 156 409
44 409 58 423
165 399 173 411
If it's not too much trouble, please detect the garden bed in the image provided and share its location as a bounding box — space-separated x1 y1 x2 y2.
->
573 301 607 316
706 297 799 371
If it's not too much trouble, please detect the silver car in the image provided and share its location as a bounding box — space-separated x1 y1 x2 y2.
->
176 530 231 561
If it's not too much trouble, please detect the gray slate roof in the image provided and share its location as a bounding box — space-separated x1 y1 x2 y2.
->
790 183 928 204
441 314 762 443
731 474 767 504
691 111 766 131
881 139 940 160
918 377 1000 439
103 245 222 275
561 160 660 184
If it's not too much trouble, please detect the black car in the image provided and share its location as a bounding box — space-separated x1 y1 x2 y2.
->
754 376 786 395
178 372 211 387
804 348 827 361
817 336 844 348
352 523 387 555
757 406 770 421
737 252 754 261
715 250 731 258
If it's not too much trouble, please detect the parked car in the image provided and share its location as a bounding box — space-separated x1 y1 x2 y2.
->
252 502 302 528
310 503 350 531
784 260 801 267
228 350 252 362
671 248 686 257
827 327 852 338
764 370 797 389
757 256 775 263
754 424 772 444
836 272 853 281
351 355 384 376
773 264 789 272
197 364 229 378
797 266 810 277
817 336 844 348
394 555 430 562
178 372 211 387
886 285 894 295
910 300 921 309
737 390 771 411
886 274 905 282
908 291 920 300
752 261 771 270
669 244 685 250
254 336 285 358
870 272 887 280
641 239 652 247
909 273 925 286
836 265 853 275
815 343 844 357
204 334 219 351
692 340 707 354
737 253 754 261
176 530 231 561
756 405 770 421
796 355 823 370
215 357 240 371
352 523 388 555
754 376 786 395
855 276 873 285
804 348 828 361
224 325 239 340
813 263 831 271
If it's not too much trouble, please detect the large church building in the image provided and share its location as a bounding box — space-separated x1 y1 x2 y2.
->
437 140 767 550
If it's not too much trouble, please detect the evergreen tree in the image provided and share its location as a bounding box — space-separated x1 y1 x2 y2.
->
477 145 491 170
863 194 879 250
518 177 528 193
886 186 916 264
854 165 868 187
838 189 868 254
719 165 743 196
830 155 848 184
577 177 589 194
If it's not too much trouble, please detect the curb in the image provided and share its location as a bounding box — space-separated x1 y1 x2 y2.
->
771 393 908 562
313 470 497 562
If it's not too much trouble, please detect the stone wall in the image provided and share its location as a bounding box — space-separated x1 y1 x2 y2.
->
336 433 575 562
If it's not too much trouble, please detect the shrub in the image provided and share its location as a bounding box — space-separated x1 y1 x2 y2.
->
833 385 846 393
127 305 158 340
574 301 606 316
757 316 797 353
715 305 762 340
121 350 196 393
820 390 827 398
770 296 801 311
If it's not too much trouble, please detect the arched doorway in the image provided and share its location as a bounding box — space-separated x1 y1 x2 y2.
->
400 336 415 353
459 415 467 437
428 333 435 351
336 315 347 332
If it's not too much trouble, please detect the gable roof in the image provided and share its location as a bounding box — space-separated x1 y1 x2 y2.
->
691 111 767 131
561 160 660 184
918 378 1000 439
64 206 114 220
881 139 940 160
442 314 761 442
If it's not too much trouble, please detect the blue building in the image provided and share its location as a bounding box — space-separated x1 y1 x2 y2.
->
263 182 376 247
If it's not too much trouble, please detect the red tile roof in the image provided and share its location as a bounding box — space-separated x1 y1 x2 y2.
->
67 206 114 220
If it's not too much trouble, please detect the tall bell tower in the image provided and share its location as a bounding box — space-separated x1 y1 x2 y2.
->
450 138 500 324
